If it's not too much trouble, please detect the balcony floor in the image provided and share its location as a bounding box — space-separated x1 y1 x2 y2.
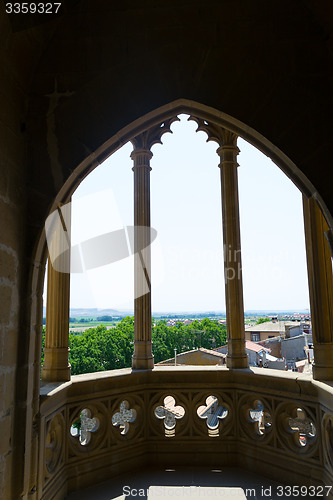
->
65 466 314 500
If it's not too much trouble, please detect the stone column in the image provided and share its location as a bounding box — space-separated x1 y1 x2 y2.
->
303 195 333 380
190 118 248 369
131 118 178 370
42 203 71 382
131 145 154 370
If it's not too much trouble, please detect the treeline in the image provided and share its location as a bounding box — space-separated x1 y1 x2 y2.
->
43 316 116 325
41 317 227 376
69 317 134 374
70 315 116 322
151 318 227 364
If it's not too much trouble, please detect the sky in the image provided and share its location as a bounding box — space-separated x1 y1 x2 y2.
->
46 114 310 313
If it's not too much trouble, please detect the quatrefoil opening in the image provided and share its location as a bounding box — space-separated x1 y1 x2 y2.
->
155 396 185 436
112 400 137 435
197 395 228 435
249 400 272 436
70 408 99 446
288 407 316 447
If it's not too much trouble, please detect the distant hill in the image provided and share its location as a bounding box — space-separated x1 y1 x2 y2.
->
42 307 133 317
42 307 309 318
244 310 309 315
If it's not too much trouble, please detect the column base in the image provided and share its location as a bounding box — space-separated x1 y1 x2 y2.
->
226 354 249 369
312 343 333 381
41 365 71 382
132 341 154 370
41 347 71 382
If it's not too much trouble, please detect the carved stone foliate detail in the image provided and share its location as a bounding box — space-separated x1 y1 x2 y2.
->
70 408 99 446
155 396 185 437
131 117 180 156
197 395 228 436
45 414 64 475
112 400 137 435
188 116 238 151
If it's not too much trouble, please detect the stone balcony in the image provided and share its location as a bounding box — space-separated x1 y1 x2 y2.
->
39 366 333 500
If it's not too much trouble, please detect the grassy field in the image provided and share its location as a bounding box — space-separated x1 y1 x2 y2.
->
69 321 116 328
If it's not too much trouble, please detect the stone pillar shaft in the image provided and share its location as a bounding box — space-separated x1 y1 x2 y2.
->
218 139 248 369
303 195 333 380
42 204 71 382
131 149 154 369
130 118 178 370
188 117 248 369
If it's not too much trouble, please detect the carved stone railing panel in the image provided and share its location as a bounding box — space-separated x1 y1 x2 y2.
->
70 408 99 445
238 394 273 443
196 393 232 437
38 368 333 499
110 394 144 442
112 400 137 435
44 412 65 481
148 390 189 438
68 401 108 457
289 407 316 445
275 402 319 458
154 395 186 437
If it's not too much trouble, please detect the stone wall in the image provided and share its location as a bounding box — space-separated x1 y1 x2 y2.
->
0 20 26 500
281 335 307 362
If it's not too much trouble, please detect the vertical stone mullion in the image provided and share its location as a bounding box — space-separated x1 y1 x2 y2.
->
218 140 248 370
130 118 178 370
131 149 154 369
303 195 333 380
189 116 248 369
42 203 71 382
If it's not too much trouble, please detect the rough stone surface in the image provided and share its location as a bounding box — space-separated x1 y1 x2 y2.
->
0 416 11 456
0 200 21 250
0 285 12 325
1 330 18 368
0 248 17 283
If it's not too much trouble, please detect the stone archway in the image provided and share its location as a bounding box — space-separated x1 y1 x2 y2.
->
23 98 333 498
32 96 333 385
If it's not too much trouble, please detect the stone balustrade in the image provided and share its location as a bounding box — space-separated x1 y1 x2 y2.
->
38 367 333 499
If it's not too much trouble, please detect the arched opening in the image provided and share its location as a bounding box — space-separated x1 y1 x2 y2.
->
39 103 314 378
31 99 333 499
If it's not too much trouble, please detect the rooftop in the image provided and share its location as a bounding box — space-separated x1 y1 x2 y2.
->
245 321 301 333
156 347 226 365
245 341 270 353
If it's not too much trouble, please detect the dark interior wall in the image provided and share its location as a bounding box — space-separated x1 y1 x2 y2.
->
0 9 30 500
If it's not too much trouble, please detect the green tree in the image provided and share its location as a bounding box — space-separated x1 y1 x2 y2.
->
41 317 228 377
68 317 134 375
256 317 270 325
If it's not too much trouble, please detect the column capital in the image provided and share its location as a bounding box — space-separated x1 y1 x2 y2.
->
131 149 153 170
189 116 239 164
131 116 179 155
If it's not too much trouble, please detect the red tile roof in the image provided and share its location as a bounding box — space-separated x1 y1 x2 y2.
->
246 341 270 353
